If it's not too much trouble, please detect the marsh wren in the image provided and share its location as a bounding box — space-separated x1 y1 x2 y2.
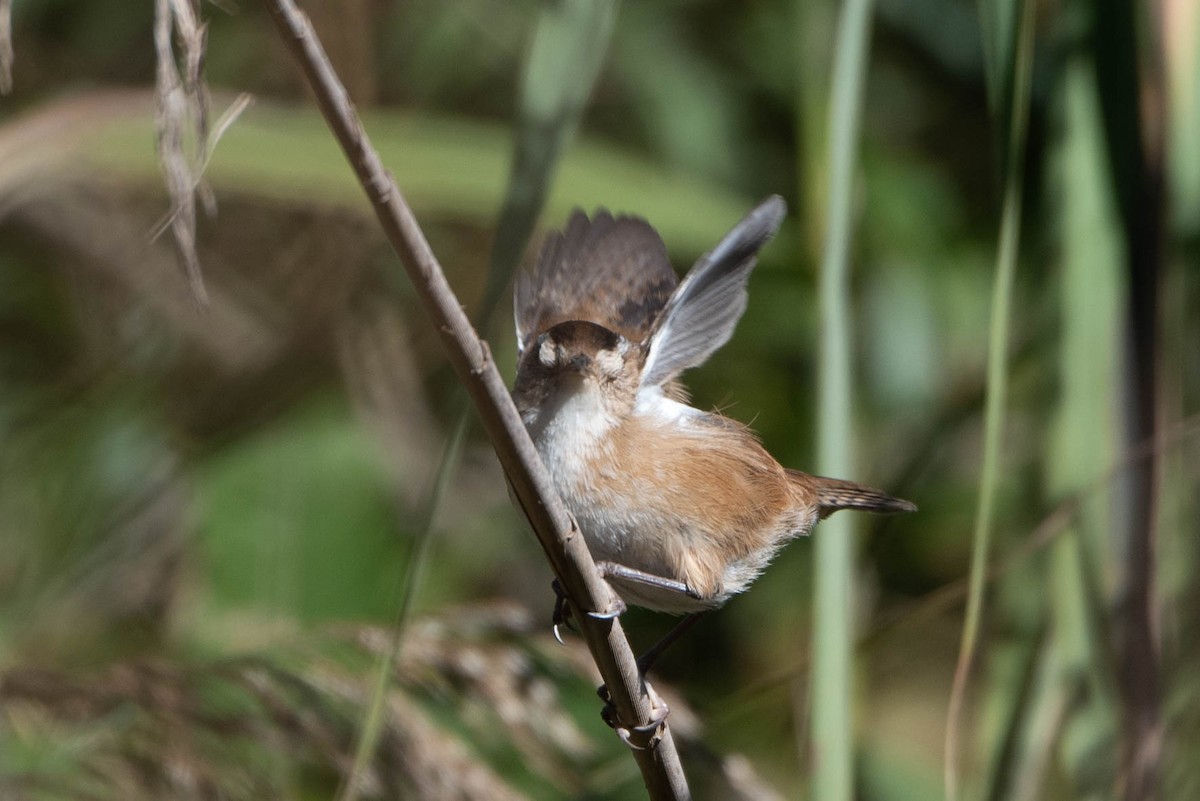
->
513 196 915 621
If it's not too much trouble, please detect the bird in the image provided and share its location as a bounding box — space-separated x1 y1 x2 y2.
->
512 195 915 627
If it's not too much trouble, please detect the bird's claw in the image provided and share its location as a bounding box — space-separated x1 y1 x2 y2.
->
587 595 626 620
551 579 626 642
551 579 578 644
597 680 670 749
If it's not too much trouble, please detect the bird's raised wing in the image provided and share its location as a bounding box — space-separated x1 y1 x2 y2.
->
514 210 678 358
639 196 786 389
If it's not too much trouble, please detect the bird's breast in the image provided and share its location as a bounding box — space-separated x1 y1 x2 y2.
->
525 390 813 613
526 385 614 487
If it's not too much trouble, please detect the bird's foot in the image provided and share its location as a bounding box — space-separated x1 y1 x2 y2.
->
597 680 670 750
550 579 626 644
588 594 627 620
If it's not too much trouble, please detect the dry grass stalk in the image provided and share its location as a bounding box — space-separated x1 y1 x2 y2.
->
152 0 251 307
153 0 210 306
0 604 779 800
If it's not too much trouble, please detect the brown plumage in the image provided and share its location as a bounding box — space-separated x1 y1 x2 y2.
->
512 197 915 614
515 211 678 347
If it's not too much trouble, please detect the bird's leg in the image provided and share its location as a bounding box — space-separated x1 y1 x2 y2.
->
635 611 709 674
595 561 703 600
574 562 703 746
555 561 697 636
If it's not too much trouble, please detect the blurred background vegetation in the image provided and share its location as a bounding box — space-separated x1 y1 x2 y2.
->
0 0 1196 799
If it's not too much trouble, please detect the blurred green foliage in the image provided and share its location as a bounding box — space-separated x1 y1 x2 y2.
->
0 0 1197 799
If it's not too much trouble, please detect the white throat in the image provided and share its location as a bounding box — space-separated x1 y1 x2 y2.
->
524 380 616 491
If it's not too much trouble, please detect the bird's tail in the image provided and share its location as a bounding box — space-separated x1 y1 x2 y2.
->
789 471 917 519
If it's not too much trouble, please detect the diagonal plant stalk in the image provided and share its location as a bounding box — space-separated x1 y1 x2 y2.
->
260 1 690 798
943 0 1036 797
339 5 616 794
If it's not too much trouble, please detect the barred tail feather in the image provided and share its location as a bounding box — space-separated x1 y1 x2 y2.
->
790 472 917 518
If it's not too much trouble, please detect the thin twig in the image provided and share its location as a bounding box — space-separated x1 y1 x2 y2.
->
258 2 691 798
338 412 470 801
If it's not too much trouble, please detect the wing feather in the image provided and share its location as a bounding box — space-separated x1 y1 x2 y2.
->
514 210 678 357
640 196 786 388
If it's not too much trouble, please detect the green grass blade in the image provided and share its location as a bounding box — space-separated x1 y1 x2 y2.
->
805 0 876 797
982 628 1046 801
943 0 1036 798
984 47 1126 801
974 0 1012 115
1006 645 1082 801
336 410 469 801
477 0 617 328
1039 55 1122 799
